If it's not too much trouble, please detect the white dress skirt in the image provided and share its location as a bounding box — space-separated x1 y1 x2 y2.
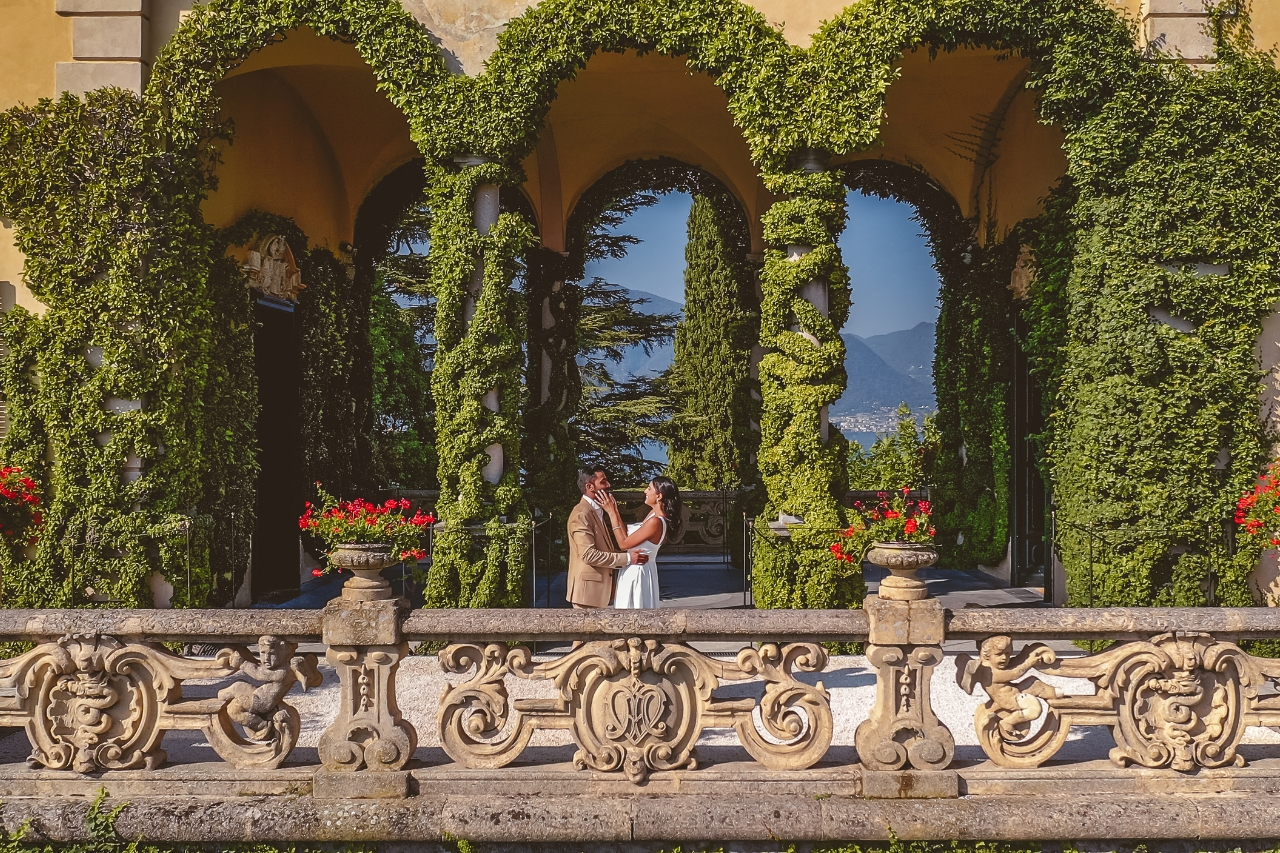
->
613 515 666 609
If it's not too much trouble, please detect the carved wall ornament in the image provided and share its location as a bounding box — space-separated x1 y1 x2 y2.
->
957 632 1280 770
438 639 831 784
243 234 305 302
0 633 318 772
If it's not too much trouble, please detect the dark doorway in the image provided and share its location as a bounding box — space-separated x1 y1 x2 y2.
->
251 298 304 600
1010 312 1049 592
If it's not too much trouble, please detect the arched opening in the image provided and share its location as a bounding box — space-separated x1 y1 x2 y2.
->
518 50 768 606
202 29 424 604
524 157 759 607
827 44 1071 598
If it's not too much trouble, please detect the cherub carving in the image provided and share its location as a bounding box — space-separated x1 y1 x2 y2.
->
958 636 1062 739
217 635 321 741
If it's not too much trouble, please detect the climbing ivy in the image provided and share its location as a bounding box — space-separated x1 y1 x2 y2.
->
1 0 1278 612
1023 7 1280 606
422 162 534 609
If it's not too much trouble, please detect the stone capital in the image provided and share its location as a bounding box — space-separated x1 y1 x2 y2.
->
322 597 405 647
865 595 944 646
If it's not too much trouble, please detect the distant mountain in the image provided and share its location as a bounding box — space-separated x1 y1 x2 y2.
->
833 335 934 416
860 322 936 385
628 288 683 318
605 296 938 424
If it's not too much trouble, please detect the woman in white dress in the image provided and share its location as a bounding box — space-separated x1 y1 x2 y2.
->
599 477 683 609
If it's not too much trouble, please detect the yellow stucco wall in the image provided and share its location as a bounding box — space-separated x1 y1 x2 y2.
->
204 30 418 249
0 0 72 113
0 0 72 314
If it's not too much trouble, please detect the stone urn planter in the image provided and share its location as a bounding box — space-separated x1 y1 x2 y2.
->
328 543 399 602
865 541 938 602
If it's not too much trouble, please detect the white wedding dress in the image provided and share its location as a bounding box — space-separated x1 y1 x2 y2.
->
613 515 666 609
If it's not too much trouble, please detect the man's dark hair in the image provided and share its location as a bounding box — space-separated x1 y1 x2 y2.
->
577 466 608 494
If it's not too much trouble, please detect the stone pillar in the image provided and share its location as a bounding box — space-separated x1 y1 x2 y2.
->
540 286 557 404
317 572 417 797
55 0 149 97
787 151 831 443
456 157 504 486
854 567 955 774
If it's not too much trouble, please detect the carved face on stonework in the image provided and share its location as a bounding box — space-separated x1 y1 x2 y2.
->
980 636 1012 669
258 635 287 669
266 236 288 261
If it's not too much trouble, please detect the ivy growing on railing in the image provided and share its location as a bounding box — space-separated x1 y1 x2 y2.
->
1 0 1279 612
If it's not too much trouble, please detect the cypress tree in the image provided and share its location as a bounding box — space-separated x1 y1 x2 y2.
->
666 193 758 490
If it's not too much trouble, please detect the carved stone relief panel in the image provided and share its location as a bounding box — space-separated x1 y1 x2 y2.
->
243 235 305 302
438 639 831 783
0 633 319 772
956 631 1280 770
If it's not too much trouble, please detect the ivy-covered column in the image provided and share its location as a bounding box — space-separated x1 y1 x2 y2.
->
0 90 247 609
753 155 858 610
423 158 534 609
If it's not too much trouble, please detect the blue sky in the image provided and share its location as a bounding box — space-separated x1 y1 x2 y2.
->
582 190 941 337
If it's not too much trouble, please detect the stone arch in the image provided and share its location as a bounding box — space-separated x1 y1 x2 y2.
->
5 0 1233 610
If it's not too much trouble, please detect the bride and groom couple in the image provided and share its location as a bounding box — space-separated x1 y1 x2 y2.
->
566 466 683 610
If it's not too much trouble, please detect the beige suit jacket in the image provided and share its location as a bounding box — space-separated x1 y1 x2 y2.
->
566 497 628 608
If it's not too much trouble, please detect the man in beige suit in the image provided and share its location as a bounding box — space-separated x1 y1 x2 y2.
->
567 466 649 608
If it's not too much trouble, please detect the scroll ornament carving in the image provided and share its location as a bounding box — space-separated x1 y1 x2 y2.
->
957 632 1279 770
438 639 831 784
0 633 318 772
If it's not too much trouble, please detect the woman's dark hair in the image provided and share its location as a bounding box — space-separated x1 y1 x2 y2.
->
652 476 683 539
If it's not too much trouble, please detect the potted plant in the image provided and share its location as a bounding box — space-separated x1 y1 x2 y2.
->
832 488 937 601
0 466 44 548
298 487 434 601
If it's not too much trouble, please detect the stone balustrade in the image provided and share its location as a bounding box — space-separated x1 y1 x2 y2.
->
3 577 1280 845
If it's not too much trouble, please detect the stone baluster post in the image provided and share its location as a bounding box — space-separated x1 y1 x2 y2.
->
316 567 417 797
854 561 955 777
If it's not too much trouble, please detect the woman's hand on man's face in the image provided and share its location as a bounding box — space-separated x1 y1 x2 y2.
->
598 490 619 515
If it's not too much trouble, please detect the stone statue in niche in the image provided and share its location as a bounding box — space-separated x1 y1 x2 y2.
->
243 235 305 302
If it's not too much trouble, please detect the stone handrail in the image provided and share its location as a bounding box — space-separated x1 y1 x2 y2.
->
947 606 1280 639
3 575 1280 843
